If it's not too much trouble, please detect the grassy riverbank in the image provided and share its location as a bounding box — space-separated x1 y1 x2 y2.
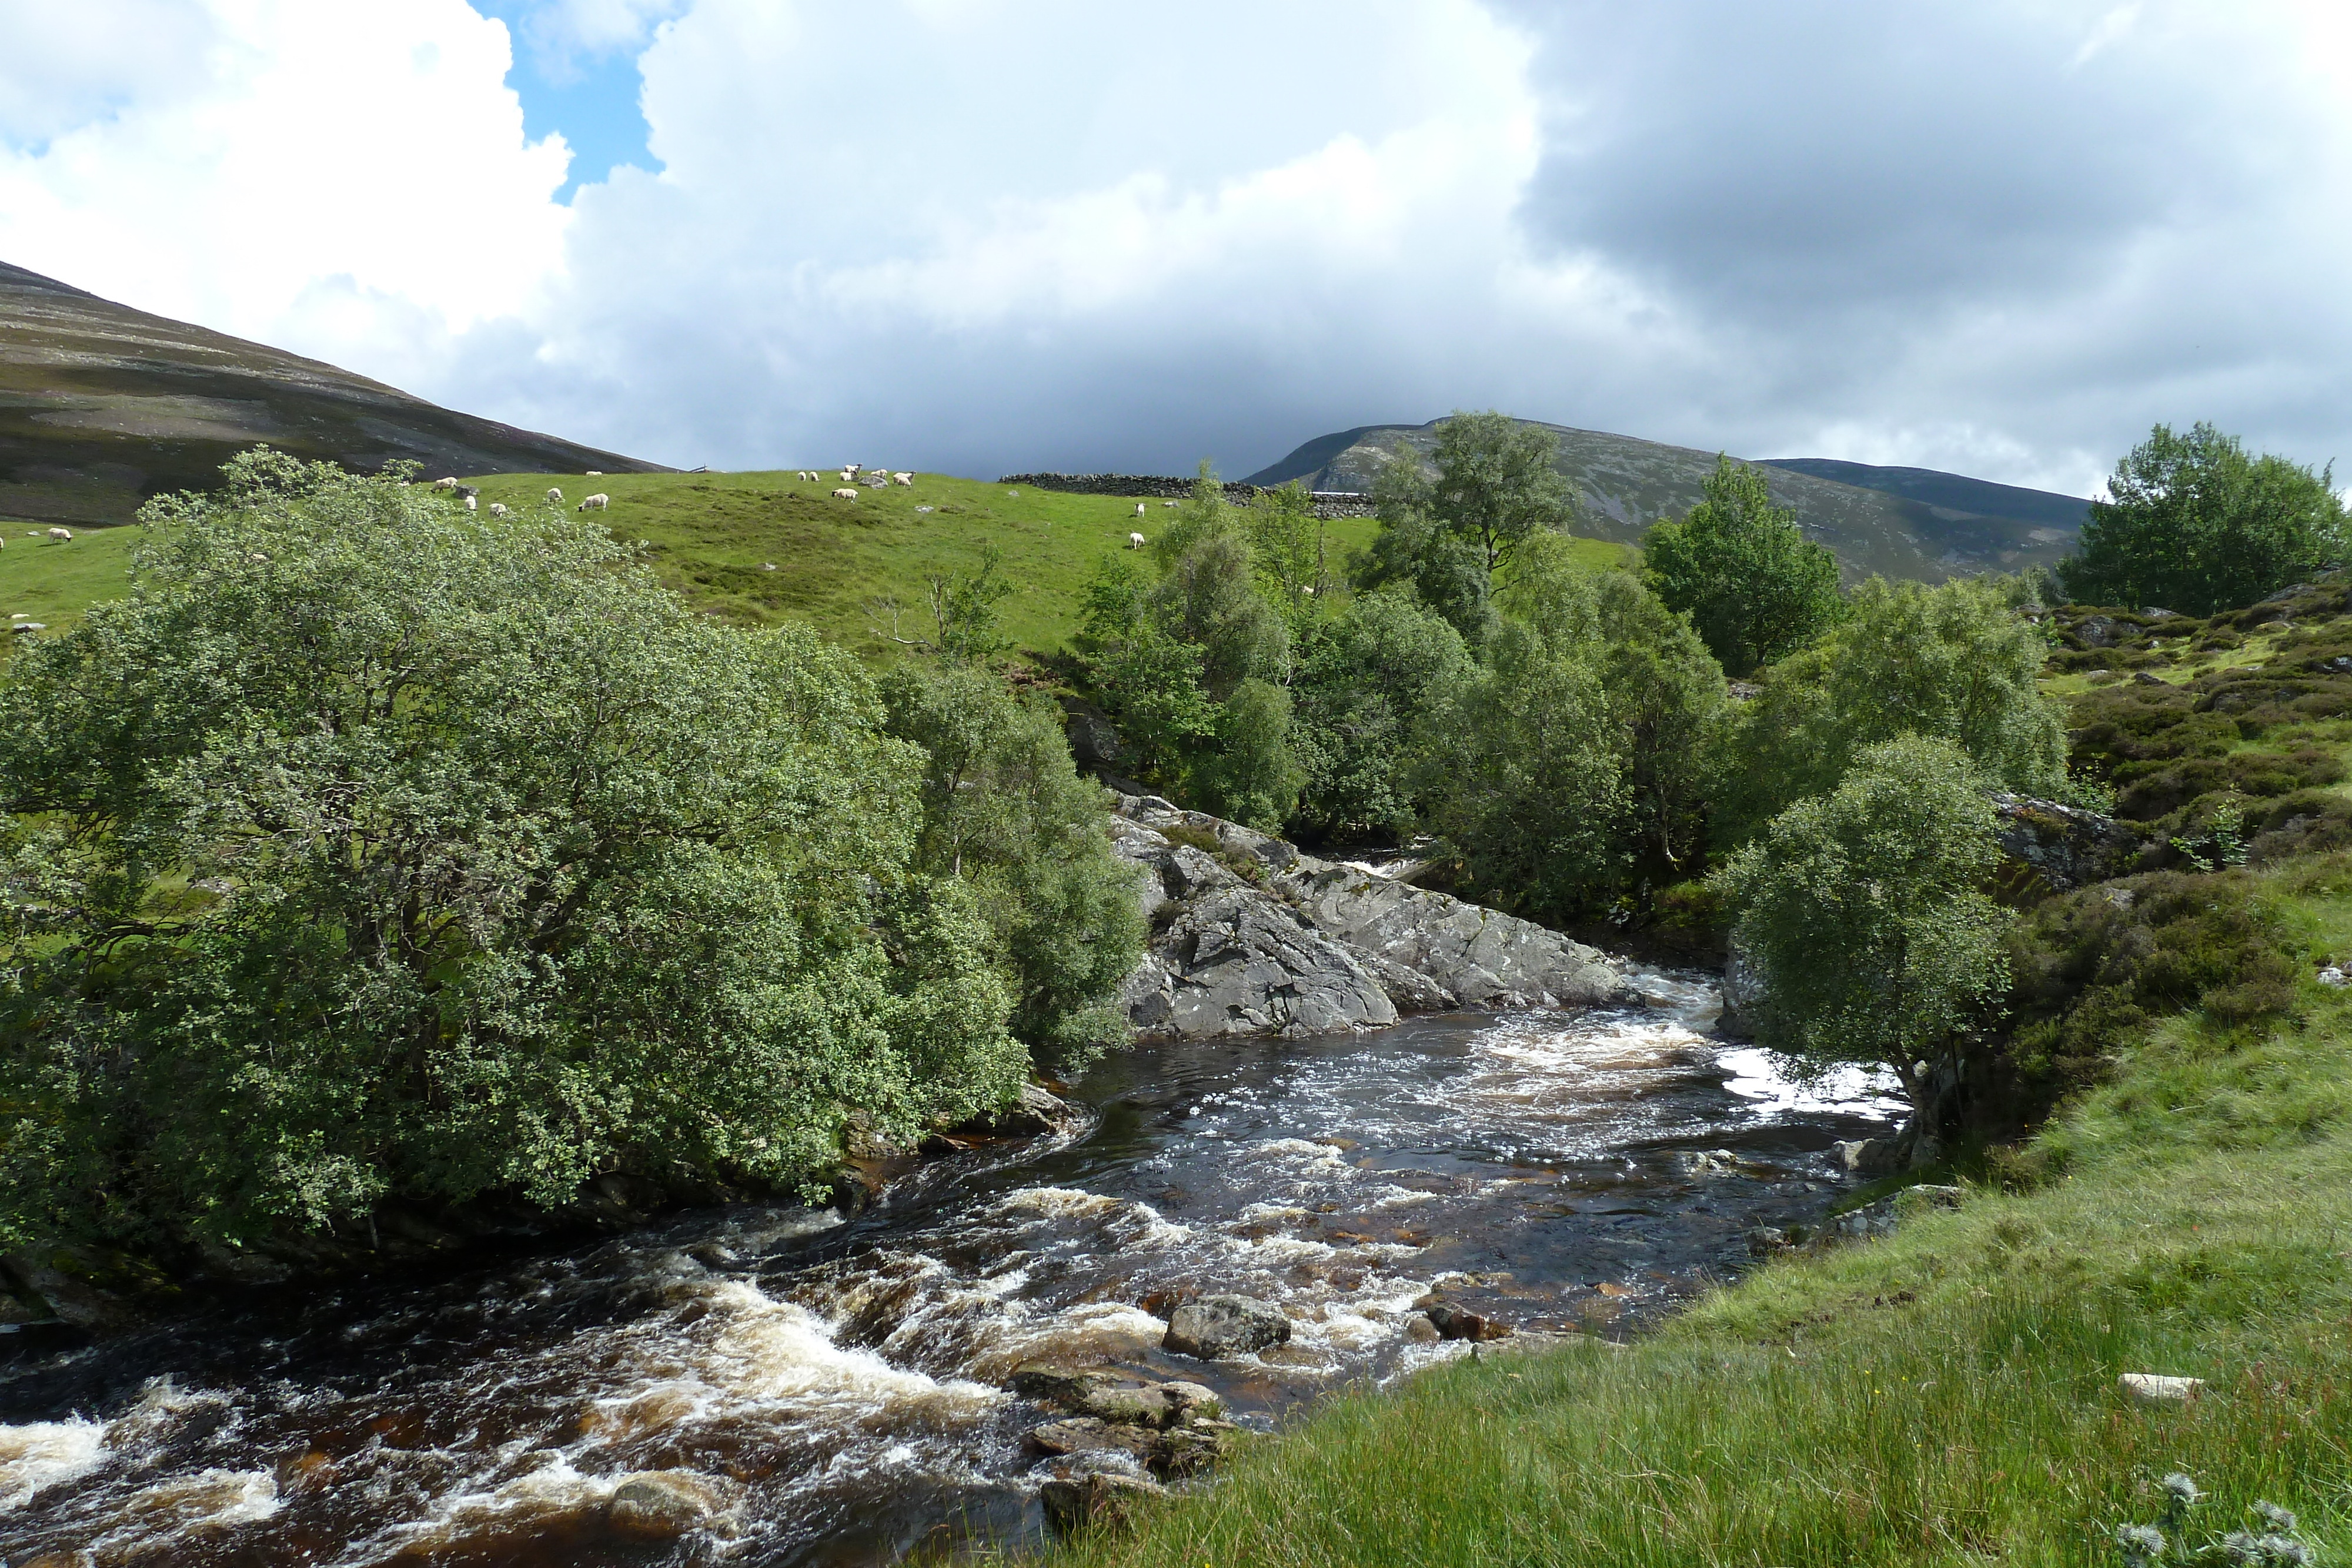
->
1054 934 2352 1566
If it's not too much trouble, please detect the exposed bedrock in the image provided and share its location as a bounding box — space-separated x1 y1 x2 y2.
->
1110 794 1637 1041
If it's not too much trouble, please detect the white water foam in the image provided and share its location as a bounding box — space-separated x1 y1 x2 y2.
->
0 1416 107 1513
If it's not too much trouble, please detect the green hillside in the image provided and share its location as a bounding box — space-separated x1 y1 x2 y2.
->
0 259 663 530
1251 419 2087 584
0 469 1633 664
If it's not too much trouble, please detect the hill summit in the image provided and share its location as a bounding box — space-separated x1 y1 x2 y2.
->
1247 419 2088 582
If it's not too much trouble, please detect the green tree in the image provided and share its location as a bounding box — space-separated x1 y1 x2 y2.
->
1713 575 2067 846
1151 529 1292 700
1429 410 1581 574
1289 593 1474 842
2056 422 2347 614
1419 618 1628 926
1245 480 1328 621
878 666 1144 1073
1193 677 1305 833
1642 456 1842 675
1589 569 1726 875
0 454 1025 1251
1075 553 1218 781
1711 735 2013 1071
1151 459 1236 568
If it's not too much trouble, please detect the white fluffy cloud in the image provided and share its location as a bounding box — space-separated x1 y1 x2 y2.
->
0 0 569 352
2 0 2348 493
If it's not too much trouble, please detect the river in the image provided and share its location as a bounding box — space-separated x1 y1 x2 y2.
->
0 972 1902 1566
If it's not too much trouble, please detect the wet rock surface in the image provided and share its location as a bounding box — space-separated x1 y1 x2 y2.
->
1163 1294 1293 1359
1112 794 1636 1040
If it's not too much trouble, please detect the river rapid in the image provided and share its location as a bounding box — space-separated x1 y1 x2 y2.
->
0 973 1902 1566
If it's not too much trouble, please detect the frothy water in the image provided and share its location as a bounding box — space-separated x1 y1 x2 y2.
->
0 979 1900 1564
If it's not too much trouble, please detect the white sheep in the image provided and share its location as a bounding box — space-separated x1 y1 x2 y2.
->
578 493 610 511
833 487 858 500
46 527 72 543
1128 531 1147 549
893 472 913 486
488 503 509 517
434 477 458 491
463 495 477 511
546 487 563 504
1134 503 1145 516
1161 500 1177 508
585 470 603 477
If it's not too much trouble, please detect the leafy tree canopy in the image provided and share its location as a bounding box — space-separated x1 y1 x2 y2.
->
0 453 1026 1251
2056 422 2347 615
1642 455 1843 676
1712 735 2013 1072
878 665 1143 1073
1289 592 1473 843
1714 574 2067 845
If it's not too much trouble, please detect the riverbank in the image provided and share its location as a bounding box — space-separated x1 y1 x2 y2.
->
1048 853 2352 1566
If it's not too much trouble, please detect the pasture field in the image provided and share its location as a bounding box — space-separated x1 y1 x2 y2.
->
0 474 1638 664
0 520 137 644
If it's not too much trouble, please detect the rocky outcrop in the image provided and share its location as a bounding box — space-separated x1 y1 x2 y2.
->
1991 793 2141 892
1111 795 1635 1041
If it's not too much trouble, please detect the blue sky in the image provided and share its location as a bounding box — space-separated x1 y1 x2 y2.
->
465 0 661 200
4 2 2349 495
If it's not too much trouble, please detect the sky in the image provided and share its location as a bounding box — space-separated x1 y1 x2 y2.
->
1 1 2347 496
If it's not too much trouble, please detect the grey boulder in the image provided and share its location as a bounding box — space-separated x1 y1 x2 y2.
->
1163 1294 1292 1359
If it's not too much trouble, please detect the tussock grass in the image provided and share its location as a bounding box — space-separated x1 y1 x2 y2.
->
1054 930 2352 1566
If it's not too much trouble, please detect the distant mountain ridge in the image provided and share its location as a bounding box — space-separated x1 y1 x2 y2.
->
1245 419 2088 583
0 260 666 527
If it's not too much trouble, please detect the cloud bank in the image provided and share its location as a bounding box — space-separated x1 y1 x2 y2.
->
1 0 2346 494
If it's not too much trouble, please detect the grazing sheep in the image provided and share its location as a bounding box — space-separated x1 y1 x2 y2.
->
46 526 72 542
10 622 43 634
1128 531 1147 549
585 470 603 477
844 463 863 474
833 487 858 500
435 477 459 491
893 472 913 486
463 495 477 511
762 562 777 571
546 487 563 503
489 503 509 517
579 493 610 511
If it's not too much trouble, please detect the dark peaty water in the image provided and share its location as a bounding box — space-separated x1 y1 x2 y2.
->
0 974 1901 1565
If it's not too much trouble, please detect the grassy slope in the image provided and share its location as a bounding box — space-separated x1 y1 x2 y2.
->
1049 600 2352 1568
0 473 1633 665
1054 884 2352 1568
0 525 136 639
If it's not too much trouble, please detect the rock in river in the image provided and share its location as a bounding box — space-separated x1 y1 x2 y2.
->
606 1470 726 1540
1110 794 1633 1042
1163 1293 1292 1359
